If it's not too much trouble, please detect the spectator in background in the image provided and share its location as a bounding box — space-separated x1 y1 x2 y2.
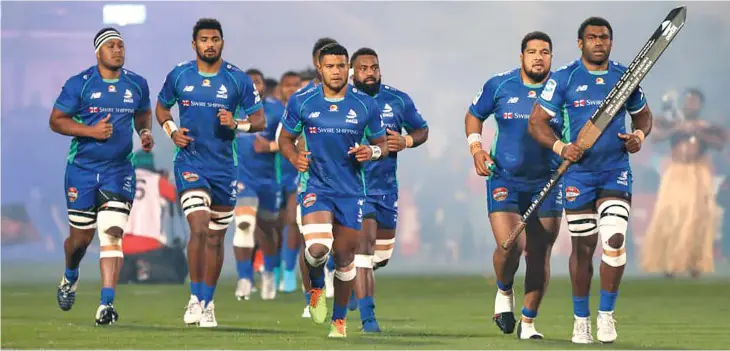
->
641 89 727 278
264 77 279 100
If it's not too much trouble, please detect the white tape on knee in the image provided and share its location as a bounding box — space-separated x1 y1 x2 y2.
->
374 238 395 264
68 209 97 229
233 214 256 248
354 254 374 269
567 213 599 237
335 263 356 281
97 201 130 258
598 200 630 267
209 210 234 231
295 204 303 228
180 190 211 217
301 223 333 266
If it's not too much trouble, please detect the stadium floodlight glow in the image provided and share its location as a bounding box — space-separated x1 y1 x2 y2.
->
103 4 146 27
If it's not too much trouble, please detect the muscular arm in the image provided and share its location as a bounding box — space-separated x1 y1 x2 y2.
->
368 135 389 159
49 108 93 137
406 127 429 148
155 101 174 125
527 103 560 149
630 104 653 138
278 128 300 165
134 109 152 134
244 108 266 133
464 111 483 137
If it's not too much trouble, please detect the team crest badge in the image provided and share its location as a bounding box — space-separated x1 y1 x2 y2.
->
565 186 580 202
202 79 211 87
329 104 338 112
528 90 537 98
67 187 78 202
492 187 508 202
302 193 317 208
182 172 199 182
595 77 605 85
108 85 116 93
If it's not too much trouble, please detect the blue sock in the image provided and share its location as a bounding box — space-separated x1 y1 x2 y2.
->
264 254 278 272
326 252 336 271
201 283 217 307
100 287 115 305
274 250 282 269
309 266 325 289
496 280 513 292
305 291 312 305
599 289 618 312
190 281 202 300
358 296 375 321
64 268 79 283
332 303 348 321
283 246 299 271
236 259 254 281
572 295 590 318
521 306 538 319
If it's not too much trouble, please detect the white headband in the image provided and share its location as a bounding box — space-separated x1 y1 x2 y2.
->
94 29 122 53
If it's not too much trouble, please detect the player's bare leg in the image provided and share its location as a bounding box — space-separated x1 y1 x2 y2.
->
233 205 256 300
353 217 377 331
256 215 280 300
301 211 334 324
58 226 94 312
180 189 212 325
281 192 301 293
566 207 598 344
518 215 560 339
328 223 359 338
594 197 630 343
197 204 235 328
488 212 526 335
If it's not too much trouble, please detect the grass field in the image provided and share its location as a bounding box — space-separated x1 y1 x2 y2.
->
2 276 730 349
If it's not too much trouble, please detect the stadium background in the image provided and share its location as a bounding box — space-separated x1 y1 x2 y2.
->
2 1 730 283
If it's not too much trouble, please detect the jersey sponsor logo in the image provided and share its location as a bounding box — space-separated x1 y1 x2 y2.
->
345 109 358 124
492 187 508 201
503 112 514 119
308 111 320 119
502 112 529 120
216 84 228 99
182 172 199 182
528 90 537 98
507 97 519 104
541 79 557 101
183 85 195 92
308 126 318 134
576 85 588 92
181 100 190 107
108 85 116 93
88 106 99 113
123 89 134 103
617 170 629 186
67 187 78 202
565 186 580 202
573 100 586 107
595 77 605 85
574 99 603 107
329 104 338 112
381 103 394 118
202 79 211 87
472 87 483 105
302 193 317 208
90 92 102 99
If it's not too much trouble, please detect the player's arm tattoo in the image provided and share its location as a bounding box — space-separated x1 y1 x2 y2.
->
245 108 266 133
407 127 429 148
278 128 300 165
630 103 653 138
527 103 560 148
134 109 152 135
49 108 94 137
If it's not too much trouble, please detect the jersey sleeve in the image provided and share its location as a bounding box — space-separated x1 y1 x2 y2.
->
157 69 178 109
53 77 82 115
625 85 647 114
366 99 386 141
238 75 264 116
401 95 428 133
281 100 303 136
468 78 500 120
537 75 567 117
136 77 152 113
262 106 282 141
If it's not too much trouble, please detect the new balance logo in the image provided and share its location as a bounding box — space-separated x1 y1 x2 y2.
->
90 92 101 99
507 97 519 104
576 85 588 92
183 85 194 92
308 111 320 119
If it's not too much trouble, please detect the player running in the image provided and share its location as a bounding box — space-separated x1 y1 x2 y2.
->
528 17 653 344
51 27 154 325
156 18 265 327
349 47 429 333
465 32 562 340
231 68 285 301
278 43 388 338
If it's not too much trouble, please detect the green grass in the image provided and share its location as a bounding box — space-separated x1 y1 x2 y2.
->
2 276 730 349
